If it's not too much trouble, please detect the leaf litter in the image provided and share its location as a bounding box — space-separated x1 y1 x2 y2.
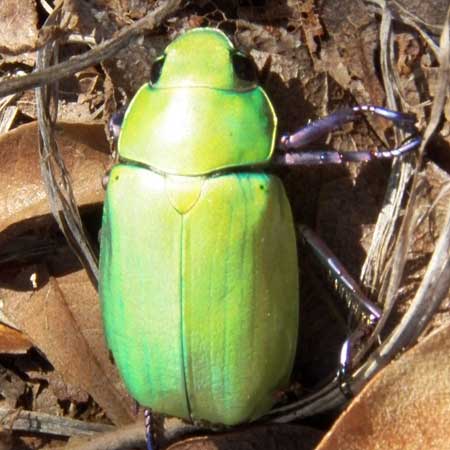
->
0 1 449 449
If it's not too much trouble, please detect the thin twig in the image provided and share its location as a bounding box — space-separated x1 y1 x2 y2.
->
0 407 114 437
361 0 416 301
36 6 100 285
353 3 450 387
33 0 182 286
0 0 182 99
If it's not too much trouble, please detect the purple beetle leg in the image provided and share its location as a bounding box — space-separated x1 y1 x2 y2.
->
103 109 126 189
273 135 421 167
338 336 353 397
101 172 110 190
278 105 418 151
144 409 155 450
299 225 382 387
108 109 126 141
299 225 381 325
337 328 367 397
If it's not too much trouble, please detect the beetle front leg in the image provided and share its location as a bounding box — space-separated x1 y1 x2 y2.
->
108 109 126 141
278 105 418 150
102 108 127 190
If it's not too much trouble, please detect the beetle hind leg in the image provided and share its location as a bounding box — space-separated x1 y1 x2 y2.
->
299 225 381 324
298 225 381 379
144 409 154 450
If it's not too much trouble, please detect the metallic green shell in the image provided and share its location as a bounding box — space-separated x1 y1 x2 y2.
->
117 28 277 175
99 165 298 425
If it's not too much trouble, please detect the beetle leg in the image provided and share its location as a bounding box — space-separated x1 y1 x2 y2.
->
144 409 155 450
278 105 418 150
102 110 125 191
337 336 354 398
299 225 381 379
299 224 381 324
337 327 368 398
273 135 421 166
108 109 126 141
101 171 110 190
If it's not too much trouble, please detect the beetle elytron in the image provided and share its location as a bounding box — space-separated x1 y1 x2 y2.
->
99 26 420 436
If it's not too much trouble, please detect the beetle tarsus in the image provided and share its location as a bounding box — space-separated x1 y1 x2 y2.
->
144 409 154 450
337 337 354 399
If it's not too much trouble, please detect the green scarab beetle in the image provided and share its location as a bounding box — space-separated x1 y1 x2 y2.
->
99 27 420 430
99 28 299 426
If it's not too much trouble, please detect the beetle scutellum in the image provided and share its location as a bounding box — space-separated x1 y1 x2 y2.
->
99 28 421 449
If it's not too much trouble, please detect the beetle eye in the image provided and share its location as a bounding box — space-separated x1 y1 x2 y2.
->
150 56 165 85
232 53 258 82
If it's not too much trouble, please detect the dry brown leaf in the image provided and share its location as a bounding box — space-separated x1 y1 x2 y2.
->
0 0 38 55
320 0 385 106
16 72 104 123
0 323 32 354
237 2 293 22
396 33 421 77
0 364 26 408
316 322 450 450
0 121 109 243
1 265 134 425
166 425 323 450
298 0 325 56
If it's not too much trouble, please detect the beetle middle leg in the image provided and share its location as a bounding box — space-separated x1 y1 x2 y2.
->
274 135 421 166
298 224 382 391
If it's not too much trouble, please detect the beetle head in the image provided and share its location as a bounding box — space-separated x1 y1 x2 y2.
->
149 28 259 92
